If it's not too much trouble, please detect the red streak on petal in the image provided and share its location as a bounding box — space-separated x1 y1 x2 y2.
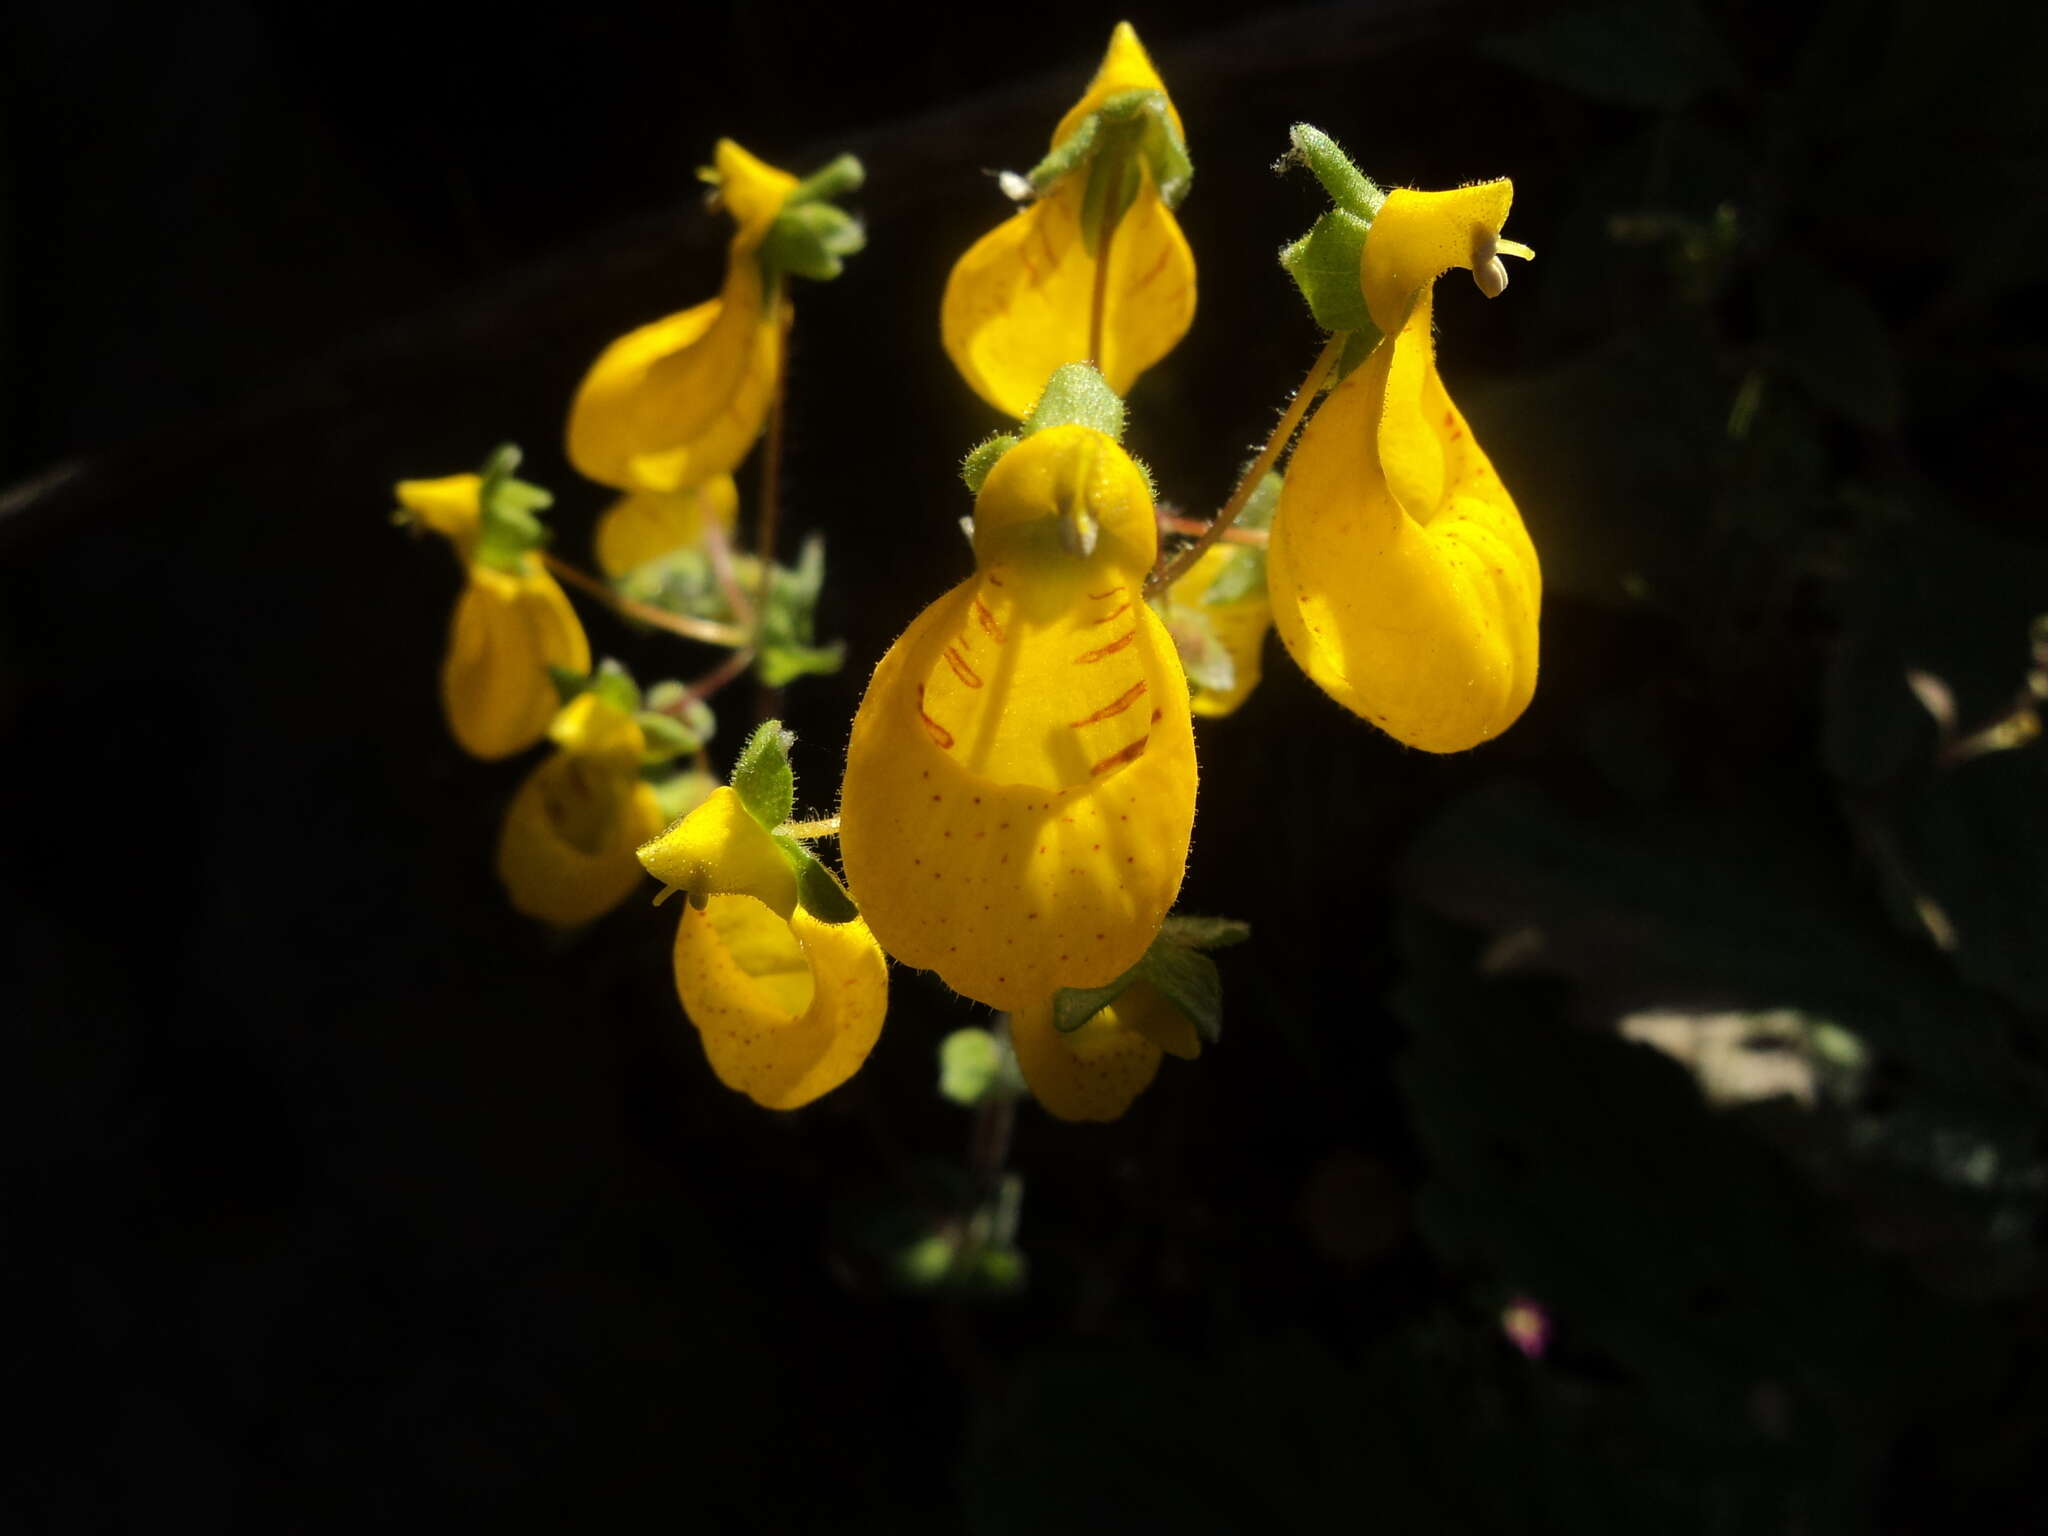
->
943 645 983 688
1070 680 1147 727
1074 628 1137 664
1091 600 1132 626
973 599 1006 643
1089 735 1150 776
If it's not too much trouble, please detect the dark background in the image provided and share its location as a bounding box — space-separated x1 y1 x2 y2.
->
6 0 2048 1529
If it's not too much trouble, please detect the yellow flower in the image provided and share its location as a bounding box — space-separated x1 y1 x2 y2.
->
1269 181 1540 754
567 140 797 495
1008 981 1200 1122
1158 543 1273 719
942 23 1196 418
838 423 1197 1012
396 473 591 761
592 474 740 579
639 786 887 1109
497 690 666 927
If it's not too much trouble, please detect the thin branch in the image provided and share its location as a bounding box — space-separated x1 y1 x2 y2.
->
541 551 747 648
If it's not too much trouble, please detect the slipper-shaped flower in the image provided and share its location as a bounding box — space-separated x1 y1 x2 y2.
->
568 140 797 495
1008 980 1200 1122
1268 180 1540 753
396 470 590 761
838 416 1197 1012
1158 542 1274 719
942 23 1195 418
639 786 888 1110
497 689 666 927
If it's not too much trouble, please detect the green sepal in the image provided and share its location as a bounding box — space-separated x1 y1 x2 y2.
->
1050 913 1249 1041
1077 121 1145 257
1282 124 1384 220
1235 470 1283 532
753 534 846 687
937 1027 1025 1107
787 152 864 205
1101 88 1192 209
1155 599 1237 694
1021 363 1126 442
1332 327 1381 386
730 720 795 830
762 200 865 282
642 682 716 750
773 831 860 924
1198 547 1266 609
1280 209 1378 335
473 442 554 572
961 433 1020 494
1159 913 1251 951
646 768 716 822
636 708 711 764
587 657 641 715
1024 113 1098 194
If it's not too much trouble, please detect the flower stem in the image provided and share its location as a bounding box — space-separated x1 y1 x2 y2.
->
783 815 840 839
540 552 748 648
1145 329 1348 597
680 642 757 706
702 520 755 630
1156 513 1268 546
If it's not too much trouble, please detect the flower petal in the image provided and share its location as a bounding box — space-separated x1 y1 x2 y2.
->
396 473 482 552
712 139 800 250
592 475 740 578
1009 987 1165 1122
840 579 1194 1011
1167 545 1273 719
442 562 591 760
1051 22 1183 147
498 756 665 928
1269 298 1539 753
637 785 798 919
1359 181 1516 334
941 179 1195 419
673 894 888 1110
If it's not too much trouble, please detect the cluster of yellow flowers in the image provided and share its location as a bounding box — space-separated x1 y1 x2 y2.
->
394 22 1542 1125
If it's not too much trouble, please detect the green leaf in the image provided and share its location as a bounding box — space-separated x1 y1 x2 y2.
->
1160 914 1252 951
750 535 846 687
636 709 707 764
730 720 795 829
1021 363 1125 442
1284 124 1383 219
1281 208 1377 335
1760 257 1902 431
961 433 1019 494
773 832 860 924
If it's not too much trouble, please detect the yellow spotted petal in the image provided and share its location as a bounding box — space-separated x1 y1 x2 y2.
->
442 561 591 760
1164 545 1273 719
497 750 666 929
673 894 888 1110
840 428 1196 1012
395 473 482 554
1270 184 1539 753
593 475 740 578
637 785 798 919
1051 22 1183 149
1009 983 1181 1122
942 174 1194 420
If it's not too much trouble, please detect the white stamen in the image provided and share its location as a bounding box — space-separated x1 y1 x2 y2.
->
997 170 1033 202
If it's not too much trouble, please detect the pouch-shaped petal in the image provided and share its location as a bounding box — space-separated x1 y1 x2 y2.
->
442 562 591 760
1269 182 1539 753
566 141 797 494
395 472 482 554
942 176 1194 419
1008 979 1198 1122
497 750 666 928
672 894 888 1109
593 475 740 578
839 425 1196 1012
